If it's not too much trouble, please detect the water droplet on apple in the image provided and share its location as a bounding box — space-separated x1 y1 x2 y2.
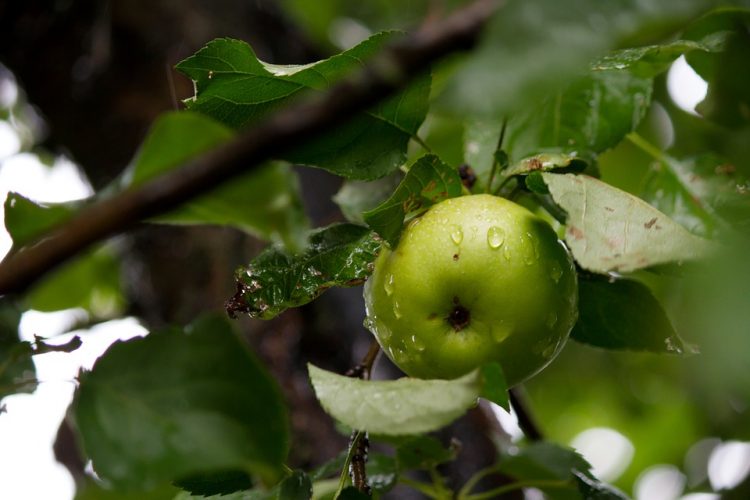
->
450 225 463 245
411 335 426 351
384 273 395 295
491 326 509 342
542 344 556 359
545 311 558 329
503 244 512 261
487 226 505 249
550 261 563 283
393 300 402 319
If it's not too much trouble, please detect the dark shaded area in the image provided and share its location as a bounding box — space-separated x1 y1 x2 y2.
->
0 1 502 497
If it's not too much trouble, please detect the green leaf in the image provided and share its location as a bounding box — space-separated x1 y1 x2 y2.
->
504 69 652 161
640 153 750 237
362 155 462 247
505 153 588 178
440 0 708 117
308 364 480 436
310 452 346 482
541 173 717 273
25 246 124 317
0 303 36 402
366 453 398 494
75 480 181 500
228 224 381 320
174 469 253 496
395 435 457 471
463 118 504 192
479 362 509 411
572 275 691 354
173 471 311 500
176 34 430 180
683 8 750 126
127 111 308 249
496 442 621 499
573 470 628 500
499 443 592 482
332 173 403 224
591 37 727 77
3 192 79 249
73 315 289 491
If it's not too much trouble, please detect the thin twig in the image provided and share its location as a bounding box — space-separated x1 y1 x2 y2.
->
509 387 543 441
485 117 508 193
0 0 501 296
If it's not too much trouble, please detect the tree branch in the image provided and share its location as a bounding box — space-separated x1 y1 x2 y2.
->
509 387 543 441
0 0 501 296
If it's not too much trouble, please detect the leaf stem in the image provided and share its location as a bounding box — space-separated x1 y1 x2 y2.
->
413 134 435 154
463 479 570 500
334 430 364 498
400 476 447 499
457 464 502 499
486 117 508 193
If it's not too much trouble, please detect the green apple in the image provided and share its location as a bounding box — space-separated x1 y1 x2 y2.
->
363 194 578 386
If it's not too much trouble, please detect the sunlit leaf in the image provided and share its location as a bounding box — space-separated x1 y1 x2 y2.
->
227 224 381 320
363 155 462 247
3 192 79 249
542 173 716 273
25 247 124 317
572 274 692 354
176 34 430 180
308 364 481 435
73 315 289 491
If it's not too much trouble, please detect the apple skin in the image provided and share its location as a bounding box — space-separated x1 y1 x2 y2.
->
363 194 578 386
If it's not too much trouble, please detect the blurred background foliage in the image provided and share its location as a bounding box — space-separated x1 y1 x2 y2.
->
1 0 750 498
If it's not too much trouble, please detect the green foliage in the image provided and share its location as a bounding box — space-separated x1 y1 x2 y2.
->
362 154 462 247
25 247 124 317
542 172 716 273
73 315 289 491
127 112 308 249
229 224 381 320
0 303 36 402
175 34 430 180
308 364 484 435
572 275 690 354
5 2 750 498
3 192 80 248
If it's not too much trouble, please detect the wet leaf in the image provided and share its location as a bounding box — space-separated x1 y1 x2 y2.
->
541 173 716 273
308 364 481 435
504 69 652 162
505 153 588 177
640 153 750 237
363 155 462 247
572 274 691 354
591 36 727 77
228 224 381 320
73 315 289 491
176 34 430 180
